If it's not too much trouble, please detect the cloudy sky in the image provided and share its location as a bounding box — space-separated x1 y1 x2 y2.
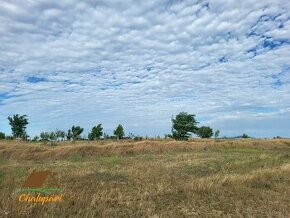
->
1 0 290 138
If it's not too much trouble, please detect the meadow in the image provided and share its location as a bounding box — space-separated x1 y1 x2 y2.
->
0 139 289 217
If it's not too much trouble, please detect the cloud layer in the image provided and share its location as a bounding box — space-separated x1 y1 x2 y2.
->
1 0 290 137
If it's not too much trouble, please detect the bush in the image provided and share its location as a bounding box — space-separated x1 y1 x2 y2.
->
134 136 143 141
32 136 39 142
0 132 5 140
5 135 13 140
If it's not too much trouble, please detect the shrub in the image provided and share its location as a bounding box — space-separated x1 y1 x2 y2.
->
134 136 143 141
0 132 5 140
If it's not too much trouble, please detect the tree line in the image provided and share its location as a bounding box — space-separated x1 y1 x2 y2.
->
0 112 220 142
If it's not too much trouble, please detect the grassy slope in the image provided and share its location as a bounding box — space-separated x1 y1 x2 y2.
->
0 139 289 217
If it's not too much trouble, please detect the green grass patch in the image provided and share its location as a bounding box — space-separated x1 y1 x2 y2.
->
16 188 63 194
68 154 84 162
211 146 266 153
98 155 122 167
185 156 238 178
185 152 290 178
0 170 4 181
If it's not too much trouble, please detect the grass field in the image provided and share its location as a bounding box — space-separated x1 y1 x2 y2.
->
0 139 290 217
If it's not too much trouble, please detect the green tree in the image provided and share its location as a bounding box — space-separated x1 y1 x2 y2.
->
66 129 72 141
88 124 103 140
0 132 5 140
114 124 125 140
7 114 29 139
32 136 39 142
22 132 30 141
40 132 50 141
242 133 249 138
55 129 65 141
214 130 220 139
197 126 213 138
49 131 57 143
71 126 84 141
171 112 199 140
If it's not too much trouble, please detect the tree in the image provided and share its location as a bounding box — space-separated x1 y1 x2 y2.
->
71 126 84 141
197 126 213 138
55 130 65 141
242 133 249 138
171 112 199 140
66 129 72 141
32 136 39 142
214 130 220 139
88 124 103 141
22 132 30 141
49 132 57 144
114 124 124 140
0 132 5 140
40 132 50 141
7 114 29 139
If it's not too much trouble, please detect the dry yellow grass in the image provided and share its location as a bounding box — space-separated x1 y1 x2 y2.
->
0 139 290 217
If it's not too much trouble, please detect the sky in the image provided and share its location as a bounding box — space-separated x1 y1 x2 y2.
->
0 0 290 138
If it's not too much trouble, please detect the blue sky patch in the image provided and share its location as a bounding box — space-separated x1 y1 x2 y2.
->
27 76 47 83
219 56 228 63
272 79 283 89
